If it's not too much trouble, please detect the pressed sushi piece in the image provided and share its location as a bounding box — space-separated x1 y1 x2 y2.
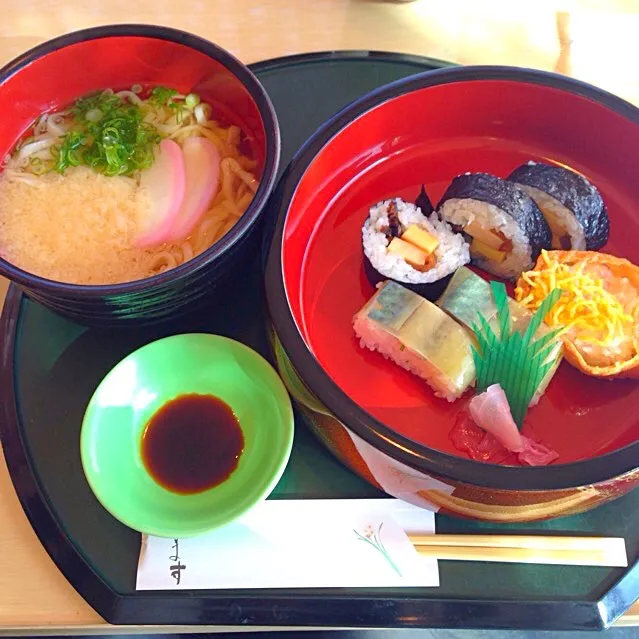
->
438 267 554 336
436 267 563 404
362 198 470 300
353 280 476 401
437 173 551 280
508 161 609 251
516 250 639 378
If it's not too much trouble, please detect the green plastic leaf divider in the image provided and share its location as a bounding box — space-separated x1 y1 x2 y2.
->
471 282 563 429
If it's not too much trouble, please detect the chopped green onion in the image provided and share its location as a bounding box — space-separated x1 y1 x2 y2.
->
149 86 179 107
54 131 86 173
185 93 200 109
29 156 48 175
85 108 103 122
52 90 162 176
21 85 207 177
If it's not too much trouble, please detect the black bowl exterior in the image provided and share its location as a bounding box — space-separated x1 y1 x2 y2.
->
265 65 639 494
17 220 266 327
0 25 280 327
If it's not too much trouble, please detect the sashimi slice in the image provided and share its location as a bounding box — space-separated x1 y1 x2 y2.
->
519 437 559 465
469 384 524 452
166 136 221 242
136 139 186 247
449 411 512 464
465 384 558 466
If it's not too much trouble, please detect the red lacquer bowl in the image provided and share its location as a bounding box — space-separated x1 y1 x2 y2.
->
0 25 280 326
265 66 639 522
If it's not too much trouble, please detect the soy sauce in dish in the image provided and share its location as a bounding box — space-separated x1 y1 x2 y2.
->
141 393 244 495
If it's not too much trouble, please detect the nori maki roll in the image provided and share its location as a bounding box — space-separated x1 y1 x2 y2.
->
362 197 470 300
415 184 434 215
507 161 609 250
437 172 551 280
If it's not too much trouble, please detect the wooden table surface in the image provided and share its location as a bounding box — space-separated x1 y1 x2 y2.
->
1 0 639 633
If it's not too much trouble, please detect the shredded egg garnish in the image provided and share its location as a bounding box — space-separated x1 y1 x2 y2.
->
515 250 633 347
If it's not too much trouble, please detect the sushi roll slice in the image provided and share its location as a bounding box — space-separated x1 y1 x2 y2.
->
436 267 563 404
437 173 551 280
362 197 470 300
508 161 609 250
353 280 475 401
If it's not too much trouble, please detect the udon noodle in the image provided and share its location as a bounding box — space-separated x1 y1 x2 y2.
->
0 85 259 284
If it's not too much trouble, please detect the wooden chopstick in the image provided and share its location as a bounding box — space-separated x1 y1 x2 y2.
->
409 535 627 567
409 534 624 551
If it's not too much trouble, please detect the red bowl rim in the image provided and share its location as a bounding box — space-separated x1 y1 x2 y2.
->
265 64 639 491
0 24 281 295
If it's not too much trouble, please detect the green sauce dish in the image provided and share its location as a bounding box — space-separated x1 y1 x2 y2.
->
80 333 294 538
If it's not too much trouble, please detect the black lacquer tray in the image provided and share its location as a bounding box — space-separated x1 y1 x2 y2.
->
1 52 638 631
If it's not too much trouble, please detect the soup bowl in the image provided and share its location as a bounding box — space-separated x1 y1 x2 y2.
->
0 25 280 326
265 66 639 523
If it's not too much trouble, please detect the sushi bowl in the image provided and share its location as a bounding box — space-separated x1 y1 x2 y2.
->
0 24 280 327
265 66 639 523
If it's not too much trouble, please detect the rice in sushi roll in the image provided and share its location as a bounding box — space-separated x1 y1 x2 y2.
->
437 173 551 280
362 197 470 299
508 161 609 250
